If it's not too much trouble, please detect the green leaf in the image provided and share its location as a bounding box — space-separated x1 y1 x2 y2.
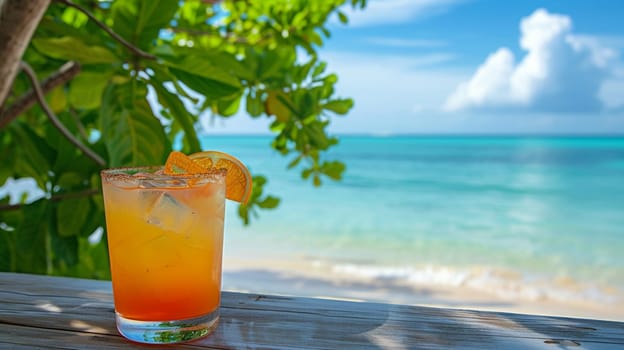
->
61 7 88 28
302 168 314 180
0 208 22 271
0 202 22 230
325 73 338 85
56 172 85 190
256 48 296 80
9 122 54 189
352 0 367 8
323 98 354 115
150 75 201 154
49 126 84 176
37 16 93 43
69 71 111 110
56 197 90 237
111 0 138 47
238 204 250 226
47 86 67 113
305 30 323 47
266 91 292 122
112 0 178 50
72 236 111 280
50 233 79 268
111 75 131 84
305 122 330 149
272 133 289 153
149 63 198 103
313 174 321 187
175 49 255 83
70 236 110 281
179 1 205 26
338 11 349 24
269 120 286 133
0 136 15 185
246 92 264 117
164 55 242 100
0 229 14 271
15 200 49 274
49 192 81 270
321 161 346 180
236 175 281 225
79 199 105 239
299 90 316 119
253 175 267 187
32 37 118 64
291 10 308 27
100 82 168 166
135 0 178 47
287 155 303 169
257 196 280 209
312 62 327 78
293 59 316 84
216 93 242 117
320 27 331 38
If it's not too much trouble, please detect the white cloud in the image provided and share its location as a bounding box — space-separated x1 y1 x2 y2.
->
444 8 621 113
343 0 465 27
322 50 624 135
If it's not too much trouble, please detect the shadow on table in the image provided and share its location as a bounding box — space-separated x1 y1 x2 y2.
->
211 268 604 349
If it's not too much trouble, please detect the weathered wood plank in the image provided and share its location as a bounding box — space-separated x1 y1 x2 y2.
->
1 324 201 349
1 272 623 349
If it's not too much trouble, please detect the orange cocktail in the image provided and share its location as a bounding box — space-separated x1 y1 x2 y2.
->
100 151 251 344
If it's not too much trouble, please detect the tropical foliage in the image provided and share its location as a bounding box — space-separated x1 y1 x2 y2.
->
0 0 365 278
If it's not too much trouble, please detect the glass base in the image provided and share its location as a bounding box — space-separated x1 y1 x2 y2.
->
115 309 219 344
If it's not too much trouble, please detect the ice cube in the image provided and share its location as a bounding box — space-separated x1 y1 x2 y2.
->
139 178 162 189
144 192 195 233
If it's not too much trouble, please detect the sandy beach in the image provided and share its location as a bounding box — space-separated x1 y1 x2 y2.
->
222 256 624 322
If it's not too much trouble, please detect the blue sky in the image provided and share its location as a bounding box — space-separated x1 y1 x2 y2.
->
203 0 624 135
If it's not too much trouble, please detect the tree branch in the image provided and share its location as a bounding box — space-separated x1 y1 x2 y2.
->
69 107 89 141
0 0 51 107
19 61 106 167
0 188 99 212
0 61 80 129
53 0 156 60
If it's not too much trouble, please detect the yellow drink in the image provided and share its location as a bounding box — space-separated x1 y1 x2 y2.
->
101 167 225 343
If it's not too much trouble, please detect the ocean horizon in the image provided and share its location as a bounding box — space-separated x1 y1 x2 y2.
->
199 132 624 138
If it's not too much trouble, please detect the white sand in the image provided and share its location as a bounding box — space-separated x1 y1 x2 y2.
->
222 256 624 322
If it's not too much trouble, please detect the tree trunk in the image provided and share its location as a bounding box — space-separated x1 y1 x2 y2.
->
0 0 51 108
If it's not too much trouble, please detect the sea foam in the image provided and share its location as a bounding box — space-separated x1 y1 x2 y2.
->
331 262 620 305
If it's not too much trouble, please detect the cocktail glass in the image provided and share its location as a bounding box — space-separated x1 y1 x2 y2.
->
100 166 226 344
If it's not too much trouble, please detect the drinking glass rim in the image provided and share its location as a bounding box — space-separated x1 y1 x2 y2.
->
101 166 227 183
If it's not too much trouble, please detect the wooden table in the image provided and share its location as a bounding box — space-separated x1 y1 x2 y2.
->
1 272 623 349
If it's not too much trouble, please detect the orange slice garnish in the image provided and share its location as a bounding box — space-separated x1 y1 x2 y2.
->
164 151 206 174
189 151 253 204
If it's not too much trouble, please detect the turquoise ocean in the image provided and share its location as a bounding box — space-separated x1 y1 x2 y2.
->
203 135 624 305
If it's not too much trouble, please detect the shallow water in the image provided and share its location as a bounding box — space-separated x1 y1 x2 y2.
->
203 135 624 305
